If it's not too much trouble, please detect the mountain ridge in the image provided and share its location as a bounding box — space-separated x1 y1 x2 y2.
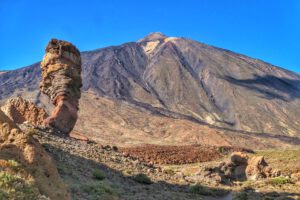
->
1 33 300 147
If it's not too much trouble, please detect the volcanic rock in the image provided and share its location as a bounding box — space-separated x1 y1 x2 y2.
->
1 97 48 126
245 156 280 180
1 33 300 147
202 152 281 183
40 39 82 134
0 109 70 199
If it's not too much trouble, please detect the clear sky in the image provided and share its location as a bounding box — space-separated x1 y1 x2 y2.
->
0 0 299 73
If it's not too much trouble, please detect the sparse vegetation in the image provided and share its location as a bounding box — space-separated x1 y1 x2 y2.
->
0 172 39 199
268 176 291 186
189 184 212 195
218 147 225 153
189 184 229 196
163 168 175 175
123 169 133 175
82 182 118 199
93 169 106 180
27 128 38 136
133 173 152 184
255 149 300 174
57 164 73 175
7 160 21 171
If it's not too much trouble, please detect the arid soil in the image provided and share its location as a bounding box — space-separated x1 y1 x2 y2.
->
17 124 299 200
120 145 252 165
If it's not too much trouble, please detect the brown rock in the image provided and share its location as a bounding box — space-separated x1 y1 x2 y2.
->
245 156 269 180
69 131 88 142
230 152 249 165
0 109 70 199
40 39 82 134
1 97 48 126
291 172 300 181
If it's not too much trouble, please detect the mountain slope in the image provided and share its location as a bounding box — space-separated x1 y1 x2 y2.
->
1 33 300 147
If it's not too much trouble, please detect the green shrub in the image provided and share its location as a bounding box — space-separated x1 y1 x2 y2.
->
133 173 152 184
0 172 39 199
93 169 106 180
27 128 38 136
7 160 21 171
269 176 291 186
163 168 175 175
82 182 118 199
189 184 212 195
218 147 225 153
189 184 228 196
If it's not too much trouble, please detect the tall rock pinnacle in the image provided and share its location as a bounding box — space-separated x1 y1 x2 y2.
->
40 39 82 134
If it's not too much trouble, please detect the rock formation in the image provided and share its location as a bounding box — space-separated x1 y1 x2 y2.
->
200 152 280 184
1 97 48 126
0 109 70 199
40 39 82 134
246 156 280 180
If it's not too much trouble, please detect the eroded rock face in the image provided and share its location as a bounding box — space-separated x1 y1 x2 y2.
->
245 156 280 180
0 109 70 199
199 152 281 184
1 97 48 126
40 39 82 134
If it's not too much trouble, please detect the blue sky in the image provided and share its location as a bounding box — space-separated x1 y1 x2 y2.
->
0 0 299 73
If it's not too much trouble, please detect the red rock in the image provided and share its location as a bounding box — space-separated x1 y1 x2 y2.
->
40 39 82 134
69 131 88 142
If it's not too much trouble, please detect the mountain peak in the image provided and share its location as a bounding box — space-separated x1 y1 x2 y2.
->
138 32 167 42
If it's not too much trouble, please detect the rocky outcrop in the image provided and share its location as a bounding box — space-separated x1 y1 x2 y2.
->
246 156 280 180
40 39 82 134
1 97 48 126
200 152 280 184
0 109 70 199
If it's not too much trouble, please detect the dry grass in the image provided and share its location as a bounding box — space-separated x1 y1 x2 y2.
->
255 149 300 174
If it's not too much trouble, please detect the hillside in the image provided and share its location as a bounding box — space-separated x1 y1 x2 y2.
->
1 33 300 148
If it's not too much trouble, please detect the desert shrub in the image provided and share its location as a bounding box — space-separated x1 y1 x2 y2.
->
189 184 228 196
268 176 291 186
7 160 21 171
93 169 106 180
82 182 118 199
218 147 225 153
27 128 38 136
0 172 39 199
133 173 152 184
189 184 212 195
233 191 249 200
163 168 175 175
57 164 73 175
123 169 133 175
233 188 261 200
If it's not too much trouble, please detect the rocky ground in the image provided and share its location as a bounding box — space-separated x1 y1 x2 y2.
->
119 145 252 165
17 124 300 200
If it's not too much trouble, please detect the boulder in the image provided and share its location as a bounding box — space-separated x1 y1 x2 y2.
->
245 156 279 180
201 152 281 183
230 151 249 165
40 39 82 134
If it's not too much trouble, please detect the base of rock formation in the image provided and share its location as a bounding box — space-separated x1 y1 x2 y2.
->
0 109 70 199
44 96 79 134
